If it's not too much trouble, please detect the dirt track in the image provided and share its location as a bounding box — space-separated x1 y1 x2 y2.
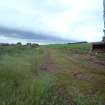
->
40 48 105 82
37 47 105 104
41 49 63 72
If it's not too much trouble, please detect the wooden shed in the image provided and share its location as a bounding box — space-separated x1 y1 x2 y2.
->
92 42 105 52
91 0 105 53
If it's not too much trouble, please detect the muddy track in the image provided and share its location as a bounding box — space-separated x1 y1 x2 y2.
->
40 49 63 72
40 48 105 83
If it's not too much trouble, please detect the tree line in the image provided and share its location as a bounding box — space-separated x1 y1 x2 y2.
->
0 42 40 47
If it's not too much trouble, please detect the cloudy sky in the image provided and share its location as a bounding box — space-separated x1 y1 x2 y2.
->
0 0 104 44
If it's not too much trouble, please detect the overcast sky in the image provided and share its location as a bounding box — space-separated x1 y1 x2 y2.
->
0 0 104 44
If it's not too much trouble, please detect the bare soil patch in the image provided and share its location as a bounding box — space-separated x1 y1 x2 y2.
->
40 51 63 72
71 71 93 81
71 54 105 69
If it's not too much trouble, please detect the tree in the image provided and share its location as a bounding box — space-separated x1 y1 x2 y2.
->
17 42 22 46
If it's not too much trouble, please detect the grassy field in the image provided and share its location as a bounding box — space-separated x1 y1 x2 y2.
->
0 43 105 105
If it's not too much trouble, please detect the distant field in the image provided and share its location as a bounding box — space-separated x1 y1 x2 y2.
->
46 43 91 53
0 43 105 105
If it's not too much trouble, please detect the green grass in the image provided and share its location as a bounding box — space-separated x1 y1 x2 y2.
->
45 43 91 55
0 44 105 105
0 46 47 105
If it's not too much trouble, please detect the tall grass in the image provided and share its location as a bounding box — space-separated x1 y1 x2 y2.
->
0 46 47 105
0 44 105 105
0 46 75 105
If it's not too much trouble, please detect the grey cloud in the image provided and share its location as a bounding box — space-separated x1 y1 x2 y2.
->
0 26 75 43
